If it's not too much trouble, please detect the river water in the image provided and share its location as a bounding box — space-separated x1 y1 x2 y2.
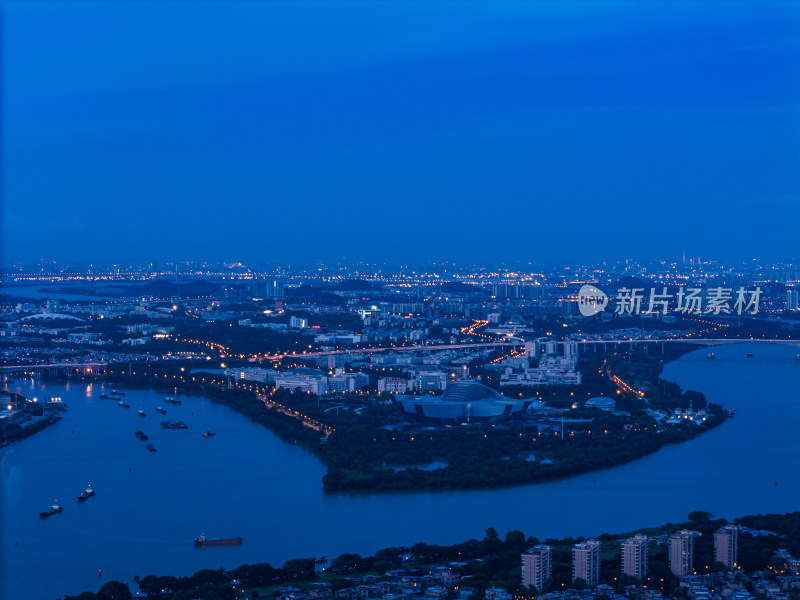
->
1 342 798 599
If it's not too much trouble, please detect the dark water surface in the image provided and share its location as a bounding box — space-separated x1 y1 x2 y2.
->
2 342 798 599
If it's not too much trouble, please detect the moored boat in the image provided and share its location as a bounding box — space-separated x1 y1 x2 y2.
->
156 406 167 414
137 409 146 417
118 401 130 408
164 397 181 405
135 430 148 441
99 394 110 399
146 443 157 452
78 485 95 502
202 430 216 437
160 420 188 429
194 534 243 547
40 501 63 518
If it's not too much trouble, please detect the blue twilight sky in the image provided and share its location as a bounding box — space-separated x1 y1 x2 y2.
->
2 1 800 266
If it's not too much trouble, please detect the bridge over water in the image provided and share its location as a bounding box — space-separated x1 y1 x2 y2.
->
259 337 799 361
0 362 107 379
2 338 797 375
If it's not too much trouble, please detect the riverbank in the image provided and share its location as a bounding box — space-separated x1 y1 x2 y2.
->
1 413 63 446
62 510 800 600
319 345 725 491
0 389 63 446
4 343 799 600
67 343 726 492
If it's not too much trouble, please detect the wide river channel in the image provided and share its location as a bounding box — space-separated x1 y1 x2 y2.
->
2 342 798 599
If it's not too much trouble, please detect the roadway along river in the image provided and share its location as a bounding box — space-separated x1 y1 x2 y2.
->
2 342 798 599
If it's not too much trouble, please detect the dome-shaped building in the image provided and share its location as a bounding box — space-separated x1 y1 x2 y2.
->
397 381 528 424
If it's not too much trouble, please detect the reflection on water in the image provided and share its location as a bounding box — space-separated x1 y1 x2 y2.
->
2 342 798 599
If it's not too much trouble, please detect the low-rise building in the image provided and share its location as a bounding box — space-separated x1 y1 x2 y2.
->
378 378 415 394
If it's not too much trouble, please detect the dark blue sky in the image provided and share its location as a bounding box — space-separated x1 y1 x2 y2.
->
3 1 799 265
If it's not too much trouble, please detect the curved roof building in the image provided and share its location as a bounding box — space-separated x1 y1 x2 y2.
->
397 381 528 424
585 397 616 411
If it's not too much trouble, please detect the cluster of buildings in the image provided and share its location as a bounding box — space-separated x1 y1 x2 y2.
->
668 526 740 578
224 366 370 395
5 257 798 378
677 552 800 600
276 568 464 600
266 533 799 600
522 526 743 593
495 341 582 388
1 299 179 348
376 367 470 395
372 341 582 398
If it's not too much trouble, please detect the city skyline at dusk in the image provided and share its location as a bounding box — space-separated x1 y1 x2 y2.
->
2 3 799 600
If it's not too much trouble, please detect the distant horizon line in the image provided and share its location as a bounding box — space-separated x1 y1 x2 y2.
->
2 255 799 272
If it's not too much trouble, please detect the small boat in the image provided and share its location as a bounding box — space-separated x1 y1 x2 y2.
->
747 353 753 358
155 406 167 414
194 534 243 547
111 390 125 396
164 397 181 405
99 394 110 399
78 486 95 502
40 501 63 518
118 401 130 408
160 420 188 429
146 443 157 452
137 409 146 418
134 430 148 441
202 430 216 437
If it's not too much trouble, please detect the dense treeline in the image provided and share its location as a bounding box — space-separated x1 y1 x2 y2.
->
319 416 722 491
64 512 800 600
181 321 316 357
